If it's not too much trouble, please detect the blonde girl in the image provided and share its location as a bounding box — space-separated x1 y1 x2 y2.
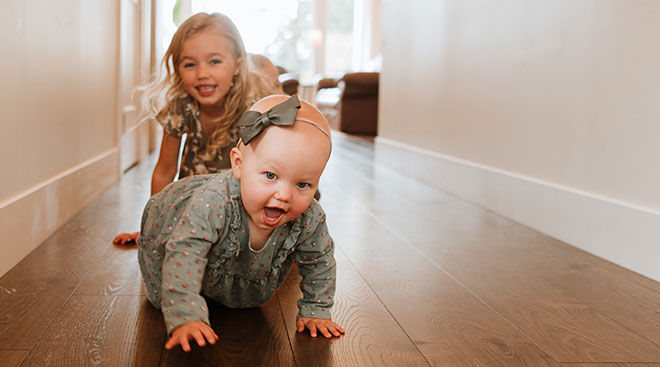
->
114 12 252 244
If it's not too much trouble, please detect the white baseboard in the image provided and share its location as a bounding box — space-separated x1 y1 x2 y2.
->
375 137 660 282
0 149 120 277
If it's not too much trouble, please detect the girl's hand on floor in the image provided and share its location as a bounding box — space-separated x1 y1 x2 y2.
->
165 321 219 352
112 232 139 245
296 317 345 338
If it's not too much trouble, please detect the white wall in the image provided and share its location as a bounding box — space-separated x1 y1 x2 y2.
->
0 1 122 277
377 0 660 281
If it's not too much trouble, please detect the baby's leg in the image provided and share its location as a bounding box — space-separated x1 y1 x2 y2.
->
137 237 164 308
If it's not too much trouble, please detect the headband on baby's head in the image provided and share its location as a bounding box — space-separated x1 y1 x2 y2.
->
236 95 331 146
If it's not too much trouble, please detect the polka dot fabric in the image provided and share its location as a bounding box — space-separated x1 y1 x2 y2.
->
137 171 336 335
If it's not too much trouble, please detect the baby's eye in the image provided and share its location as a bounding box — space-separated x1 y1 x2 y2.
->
210 59 221 65
296 182 309 189
265 172 277 180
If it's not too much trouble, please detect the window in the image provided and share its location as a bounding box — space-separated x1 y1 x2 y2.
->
159 0 368 76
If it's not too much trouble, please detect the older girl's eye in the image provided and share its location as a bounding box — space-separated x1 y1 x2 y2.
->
265 172 277 180
183 62 195 68
296 182 309 189
210 59 221 65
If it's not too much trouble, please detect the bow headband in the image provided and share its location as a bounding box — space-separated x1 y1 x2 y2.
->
237 95 330 146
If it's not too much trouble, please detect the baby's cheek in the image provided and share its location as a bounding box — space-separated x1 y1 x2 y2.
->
292 199 313 217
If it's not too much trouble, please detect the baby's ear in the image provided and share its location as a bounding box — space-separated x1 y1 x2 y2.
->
230 147 242 179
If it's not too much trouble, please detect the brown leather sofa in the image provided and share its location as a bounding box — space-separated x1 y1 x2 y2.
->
315 72 379 135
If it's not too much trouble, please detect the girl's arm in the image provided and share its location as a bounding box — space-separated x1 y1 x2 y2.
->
113 132 180 245
151 131 182 195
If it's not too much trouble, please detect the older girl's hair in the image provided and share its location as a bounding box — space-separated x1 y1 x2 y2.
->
142 12 250 162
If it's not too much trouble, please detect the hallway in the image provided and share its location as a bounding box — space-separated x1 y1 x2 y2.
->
2 134 660 366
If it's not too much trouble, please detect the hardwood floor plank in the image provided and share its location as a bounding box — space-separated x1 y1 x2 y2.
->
0 350 29 367
74 244 144 297
432 205 660 349
159 296 295 366
277 255 431 367
21 295 164 367
325 185 660 362
0 227 93 350
319 189 559 366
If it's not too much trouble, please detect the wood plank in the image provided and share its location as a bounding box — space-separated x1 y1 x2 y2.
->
277 255 431 367
326 188 660 362
74 244 144 297
21 295 164 366
319 190 560 366
0 230 94 350
431 204 660 349
159 295 295 366
0 350 29 366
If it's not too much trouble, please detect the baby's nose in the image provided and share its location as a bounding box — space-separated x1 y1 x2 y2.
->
274 185 293 203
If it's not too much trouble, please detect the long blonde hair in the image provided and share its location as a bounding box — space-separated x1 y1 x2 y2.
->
142 13 250 162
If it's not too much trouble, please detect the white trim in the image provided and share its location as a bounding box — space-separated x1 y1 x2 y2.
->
374 137 660 282
0 149 118 209
0 149 120 277
376 137 659 217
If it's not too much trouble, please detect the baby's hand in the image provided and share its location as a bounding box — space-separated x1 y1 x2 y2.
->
165 321 219 352
112 231 139 245
296 317 345 338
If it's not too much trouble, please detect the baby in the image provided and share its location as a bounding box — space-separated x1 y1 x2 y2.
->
137 95 344 352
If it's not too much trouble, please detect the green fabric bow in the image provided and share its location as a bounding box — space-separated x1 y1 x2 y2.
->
237 95 301 145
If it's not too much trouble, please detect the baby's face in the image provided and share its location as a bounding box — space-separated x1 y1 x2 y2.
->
230 97 331 235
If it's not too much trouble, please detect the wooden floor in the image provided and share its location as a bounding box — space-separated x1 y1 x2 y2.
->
2 135 660 366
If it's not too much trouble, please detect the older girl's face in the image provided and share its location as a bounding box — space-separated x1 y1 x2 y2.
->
178 28 241 112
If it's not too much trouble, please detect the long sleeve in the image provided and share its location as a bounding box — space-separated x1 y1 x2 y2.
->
294 212 336 320
161 193 225 335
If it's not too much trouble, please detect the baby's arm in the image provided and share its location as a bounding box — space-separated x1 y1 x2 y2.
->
159 189 226 342
165 321 219 351
294 210 344 338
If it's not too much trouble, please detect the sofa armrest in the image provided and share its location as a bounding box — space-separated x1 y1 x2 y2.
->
340 72 379 98
317 77 339 91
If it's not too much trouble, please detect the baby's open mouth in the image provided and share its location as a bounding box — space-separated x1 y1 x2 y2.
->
263 207 285 225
